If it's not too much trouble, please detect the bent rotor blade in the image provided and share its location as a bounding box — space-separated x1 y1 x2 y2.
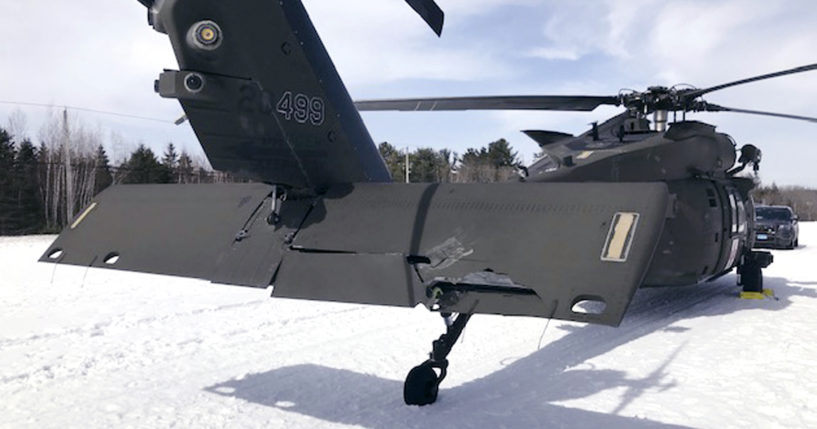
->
702 103 817 123
355 95 620 112
405 0 445 36
685 63 817 99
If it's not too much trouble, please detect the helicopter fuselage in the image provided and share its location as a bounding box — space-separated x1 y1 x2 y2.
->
527 117 757 288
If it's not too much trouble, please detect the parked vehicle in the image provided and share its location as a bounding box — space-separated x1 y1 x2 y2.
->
754 205 800 249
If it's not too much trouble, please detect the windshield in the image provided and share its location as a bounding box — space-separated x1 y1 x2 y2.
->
756 207 792 221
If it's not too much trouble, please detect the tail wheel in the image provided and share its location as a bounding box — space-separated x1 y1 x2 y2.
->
404 363 439 406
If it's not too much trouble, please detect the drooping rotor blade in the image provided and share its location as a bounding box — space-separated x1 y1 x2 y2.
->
684 63 817 99
702 103 817 123
355 95 620 112
136 0 444 35
405 0 445 36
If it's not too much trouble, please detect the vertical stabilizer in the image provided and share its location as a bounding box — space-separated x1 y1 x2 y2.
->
148 0 391 188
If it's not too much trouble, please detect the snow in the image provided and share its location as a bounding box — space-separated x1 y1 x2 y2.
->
2 225 817 428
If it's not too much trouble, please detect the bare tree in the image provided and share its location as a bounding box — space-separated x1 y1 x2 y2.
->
6 109 28 142
35 109 99 230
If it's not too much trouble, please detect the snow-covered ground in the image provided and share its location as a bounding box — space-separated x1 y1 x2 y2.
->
2 225 816 429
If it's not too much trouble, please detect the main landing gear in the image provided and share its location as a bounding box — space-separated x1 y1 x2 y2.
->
404 312 472 406
739 250 773 293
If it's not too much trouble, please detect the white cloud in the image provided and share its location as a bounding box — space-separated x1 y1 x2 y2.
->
304 0 526 86
1 0 816 185
525 0 659 63
526 47 580 61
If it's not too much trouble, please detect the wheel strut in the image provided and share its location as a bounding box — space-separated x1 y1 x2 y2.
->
403 312 472 406
739 250 773 293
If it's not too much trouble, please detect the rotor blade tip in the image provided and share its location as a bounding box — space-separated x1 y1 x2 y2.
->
405 0 445 36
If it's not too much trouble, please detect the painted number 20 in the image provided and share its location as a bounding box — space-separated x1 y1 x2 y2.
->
276 91 325 126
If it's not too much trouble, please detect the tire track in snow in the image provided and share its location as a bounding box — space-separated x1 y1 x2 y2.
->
0 303 376 390
0 298 271 349
0 304 419 428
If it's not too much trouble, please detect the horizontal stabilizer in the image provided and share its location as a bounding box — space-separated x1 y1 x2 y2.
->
43 182 668 326
40 183 296 287
275 182 668 325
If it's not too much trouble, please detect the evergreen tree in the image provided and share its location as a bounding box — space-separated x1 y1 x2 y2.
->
11 140 44 234
162 142 179 169
486 138 519 168
377 142 405 182
460 147 485 166
197 166 210 183
94 145 113 195
122 144 172 184
410 148 452 183
457 139 521 183
0 128 17 234
177 151 194 184
458 147 491 182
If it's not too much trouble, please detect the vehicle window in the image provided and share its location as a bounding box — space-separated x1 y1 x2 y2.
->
530 153 558 173
755 207 792 221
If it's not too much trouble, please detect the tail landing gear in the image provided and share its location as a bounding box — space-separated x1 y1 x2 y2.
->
404 312 472 406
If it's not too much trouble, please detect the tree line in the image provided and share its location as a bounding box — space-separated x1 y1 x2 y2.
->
2 110 816 236
378 138 522 183
752 184 817 221
0 112 239 235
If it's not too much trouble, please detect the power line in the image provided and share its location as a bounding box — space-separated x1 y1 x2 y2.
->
0 100 175 124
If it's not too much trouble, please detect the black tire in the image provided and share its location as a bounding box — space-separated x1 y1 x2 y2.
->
403 363 439 406
740 261 763 293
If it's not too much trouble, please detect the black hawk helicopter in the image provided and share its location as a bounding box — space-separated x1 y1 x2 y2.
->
42 0 817 406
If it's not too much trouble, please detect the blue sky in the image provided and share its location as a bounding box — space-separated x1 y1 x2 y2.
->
1 0 816 185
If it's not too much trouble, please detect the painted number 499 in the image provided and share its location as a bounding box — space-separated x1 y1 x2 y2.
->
276 91 325 126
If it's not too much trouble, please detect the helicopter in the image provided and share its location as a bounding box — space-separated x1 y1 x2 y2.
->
40 0 817 406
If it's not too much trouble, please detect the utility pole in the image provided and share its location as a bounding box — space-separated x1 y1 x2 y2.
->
63 108 74 224
404 146 410 183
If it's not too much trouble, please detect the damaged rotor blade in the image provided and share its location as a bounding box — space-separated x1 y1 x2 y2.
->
685 63 817 99
355 95 620 112
701 103 817 123
405 0 445 36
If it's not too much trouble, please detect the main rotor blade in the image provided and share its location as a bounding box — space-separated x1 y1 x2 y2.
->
685 63 817 99
405 0 445 36
355 95 620 112
702 103 817 123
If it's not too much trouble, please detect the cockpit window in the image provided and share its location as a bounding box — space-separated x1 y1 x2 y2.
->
530 153 558 173
756 207 792 221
